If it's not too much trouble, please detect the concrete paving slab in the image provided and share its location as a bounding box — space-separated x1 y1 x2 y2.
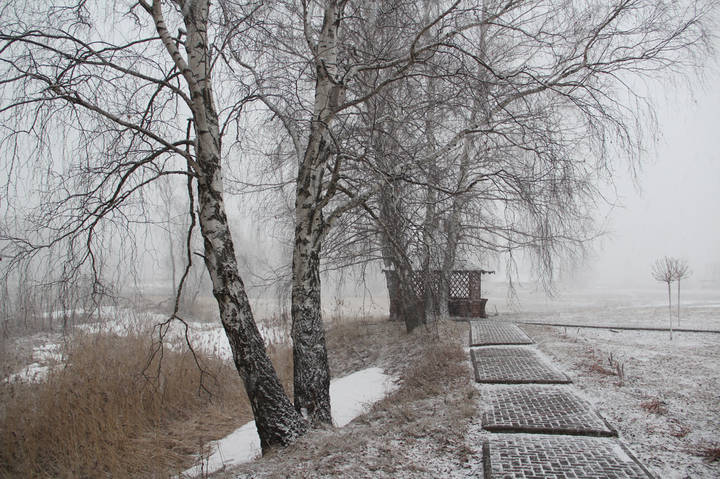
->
470 321 534 346
483 435 655 479
481 385 616 436
471 347 571 384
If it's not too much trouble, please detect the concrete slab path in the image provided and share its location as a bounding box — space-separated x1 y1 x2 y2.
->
481 385 616 437
469 320 655 479
471 347 571 384
470 322 534 346
484 435 655 479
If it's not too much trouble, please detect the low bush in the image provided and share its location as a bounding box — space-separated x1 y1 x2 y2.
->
699 444 720 463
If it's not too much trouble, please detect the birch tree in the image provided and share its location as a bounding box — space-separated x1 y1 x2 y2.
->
228 0 501 424
3 0 712 450
364 0 714 326
0 0 307 449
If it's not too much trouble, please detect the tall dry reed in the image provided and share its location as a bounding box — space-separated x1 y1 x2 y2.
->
0 329 254 478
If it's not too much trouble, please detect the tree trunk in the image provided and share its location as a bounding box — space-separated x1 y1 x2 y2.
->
378 183 423 332
290 3 346 427
419 0 440 325
290 105 334 428
420 176 439 324
677 279 681 326
290 113 334 428
196 171 307 450
291 215 331 426
398 269 424 333
167 0 307 451
667 281 673 340
192 95 307 451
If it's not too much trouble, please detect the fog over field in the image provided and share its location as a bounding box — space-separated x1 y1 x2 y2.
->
586 82 720 288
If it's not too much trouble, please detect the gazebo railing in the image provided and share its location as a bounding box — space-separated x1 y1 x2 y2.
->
384 269 494 318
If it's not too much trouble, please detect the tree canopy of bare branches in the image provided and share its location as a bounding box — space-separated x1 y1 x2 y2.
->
1 0 715 448
0 0 308 450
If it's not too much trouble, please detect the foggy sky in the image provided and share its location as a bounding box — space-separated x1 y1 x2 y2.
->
586 71 720 287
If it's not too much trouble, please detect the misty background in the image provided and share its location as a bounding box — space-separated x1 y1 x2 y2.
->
130 66 720 317
586 80 720 288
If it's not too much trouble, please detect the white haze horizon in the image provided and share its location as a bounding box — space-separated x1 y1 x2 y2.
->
127 49 720 307
584 71 720 289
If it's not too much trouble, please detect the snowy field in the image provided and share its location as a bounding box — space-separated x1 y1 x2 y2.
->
3 284 718 477
485 283 720 331
524 322 720 478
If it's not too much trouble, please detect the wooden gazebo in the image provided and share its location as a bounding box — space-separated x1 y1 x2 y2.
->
384 269 495 319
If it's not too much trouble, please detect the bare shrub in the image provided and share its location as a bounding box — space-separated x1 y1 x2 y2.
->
670 423 691 438
0 330 250 478
607 352 626 386
582 349 626 384
587 361 616 376
641 398 669 415
698 444 720 463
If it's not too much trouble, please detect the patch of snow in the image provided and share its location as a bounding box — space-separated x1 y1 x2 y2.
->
180 367 398 478
330 367 398 427
32 343 62 362
4 362 50 383
611 442 633 462
43 309 85 319
181 421 262 478
3 342 64 384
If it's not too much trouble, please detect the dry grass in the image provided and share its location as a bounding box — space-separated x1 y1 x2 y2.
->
2 313 475 478
698 444 720 463
640 397 669 415
581 347 622 379
223 319 476 478
0 328 252 478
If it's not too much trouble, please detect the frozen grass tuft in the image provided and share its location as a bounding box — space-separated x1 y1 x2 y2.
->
640 397 669 415
695 444 720 462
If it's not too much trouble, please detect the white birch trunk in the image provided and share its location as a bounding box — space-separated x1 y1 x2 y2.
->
677 279 681 326
153 0 307 449
291 2 345 426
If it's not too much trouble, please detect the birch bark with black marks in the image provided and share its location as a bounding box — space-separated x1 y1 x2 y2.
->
291 2 346 426
153 0 308 449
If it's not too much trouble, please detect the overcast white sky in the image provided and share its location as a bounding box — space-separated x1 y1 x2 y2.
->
586 67 720 287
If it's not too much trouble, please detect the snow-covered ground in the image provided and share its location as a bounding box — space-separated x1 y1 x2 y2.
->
2 306 288 384
490 286 720 477
524 322 720 478
4 285 718 477
485 284 720 331
179 367 398 478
